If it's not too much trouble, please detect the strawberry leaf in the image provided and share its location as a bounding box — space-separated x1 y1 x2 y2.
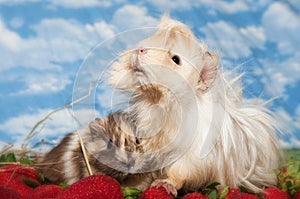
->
59 183 69 189
123 187 142 199
20 157 34 165
38 173 52 184
206 182 220 190
219 186 230 199
23 178 40 188
202 182 220 195
0 153 16 163
207 190 218 199
239 185 250 193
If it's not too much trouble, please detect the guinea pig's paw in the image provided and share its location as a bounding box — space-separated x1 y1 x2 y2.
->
151 179 177 196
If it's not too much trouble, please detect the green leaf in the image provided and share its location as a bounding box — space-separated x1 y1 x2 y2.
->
206 182 220 190
125 196 139 199
219 186 230 199
59 183 69 190
20 157 34 165
207 190 218 199
38 173 52 184
0 153 16 163
274 168 281 176
123 187 142 198
239 185 250 193
23 178 39 188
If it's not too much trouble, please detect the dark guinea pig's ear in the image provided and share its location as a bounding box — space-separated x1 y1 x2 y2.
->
198 51 219 93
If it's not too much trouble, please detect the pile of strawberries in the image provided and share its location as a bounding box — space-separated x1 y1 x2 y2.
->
0 153 299 199
0 163 123 199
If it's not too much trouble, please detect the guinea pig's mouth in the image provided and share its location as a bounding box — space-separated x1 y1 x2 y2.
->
131 54 146 76
133 66 145 76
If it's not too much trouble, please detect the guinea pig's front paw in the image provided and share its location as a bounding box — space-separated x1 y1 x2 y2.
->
151 179 177 196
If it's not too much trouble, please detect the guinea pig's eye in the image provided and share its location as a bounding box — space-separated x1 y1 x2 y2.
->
172 55 181 65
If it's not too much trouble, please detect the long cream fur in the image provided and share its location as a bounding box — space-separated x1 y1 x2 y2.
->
108 15 280 194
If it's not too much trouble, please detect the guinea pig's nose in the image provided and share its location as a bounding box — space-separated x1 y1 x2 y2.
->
137 48 147 55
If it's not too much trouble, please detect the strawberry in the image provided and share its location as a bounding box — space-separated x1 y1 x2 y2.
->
0 164 38 181
224 188 243 199
0 185 22 199
0 164 39 197
181 192 209 199
241 193 259 199
26 184 63 199
139 186 174 199
60 174 123 199
263 187 291 199
294 189 300 199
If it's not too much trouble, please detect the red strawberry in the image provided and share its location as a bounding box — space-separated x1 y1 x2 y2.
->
263 187 291 199
0 164 39 197
0 186 22 199
225 188 243 199
241 193 259 199
181 192 209 199
60 174 123 199
281 167 287 174
294 189 300 199
139 186 174 199
26 184 63 199
0 164 38 181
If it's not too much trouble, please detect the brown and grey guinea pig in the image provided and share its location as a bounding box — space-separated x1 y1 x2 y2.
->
36 112 162 190
37 15 280 196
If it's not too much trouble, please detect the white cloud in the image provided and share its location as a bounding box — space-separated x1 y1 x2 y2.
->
0 109 72 136
279 139 291 149
47 0 127 9
280 137 300 149
249 2 300 99
0 109 72 148
273 106 300 135
294 105 300 130
0 19 22 52
262 2 300 55
273 107 300 149
145 0 200 10
146 0 250 13
0 0 125 8
200 21 266 59
0 108 98 148
0 17 113 96
290 137 300 148
274 107 294 133
256 52 300 97
210 1 249 14
0 0 39 4
13 72 72 95
30 18 115 61
86 21 115 40
0 5 159 96
48 0 110 8
112 5 158 31
0 17 115 71
240 26 266 48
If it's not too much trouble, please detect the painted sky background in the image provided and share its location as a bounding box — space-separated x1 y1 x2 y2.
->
0 0 299 152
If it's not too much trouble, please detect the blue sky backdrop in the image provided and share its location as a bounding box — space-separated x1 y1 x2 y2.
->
0 0 299 151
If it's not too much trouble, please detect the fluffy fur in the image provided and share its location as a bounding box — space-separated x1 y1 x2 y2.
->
37 16 280 195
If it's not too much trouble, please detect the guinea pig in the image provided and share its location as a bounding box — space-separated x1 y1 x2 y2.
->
37 15 280 196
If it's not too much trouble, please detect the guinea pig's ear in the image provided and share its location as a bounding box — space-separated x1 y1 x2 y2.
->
198 51 219 93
